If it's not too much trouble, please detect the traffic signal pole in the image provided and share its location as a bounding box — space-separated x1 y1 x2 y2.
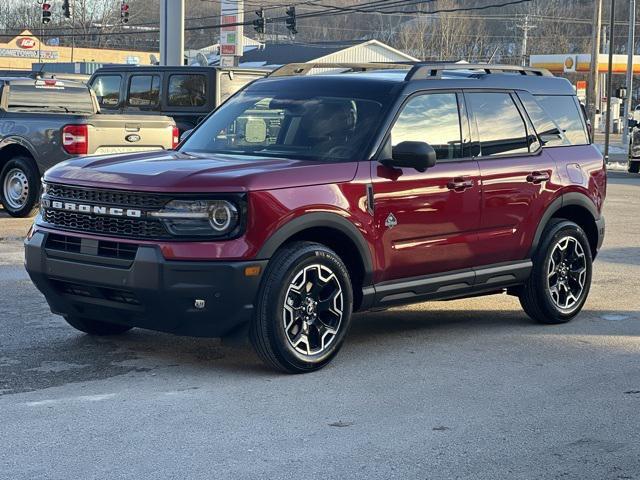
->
160 0 185 66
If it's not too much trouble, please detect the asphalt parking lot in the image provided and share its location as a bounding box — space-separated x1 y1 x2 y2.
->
1 172 639 480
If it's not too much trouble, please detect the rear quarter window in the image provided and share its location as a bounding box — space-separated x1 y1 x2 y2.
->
168 74 207 107
535 95 588 145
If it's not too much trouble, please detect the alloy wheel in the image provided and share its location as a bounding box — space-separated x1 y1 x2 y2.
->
2 168 29 210
283 264 344 356
547 235 587 312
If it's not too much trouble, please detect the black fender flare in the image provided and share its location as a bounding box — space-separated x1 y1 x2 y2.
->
529 192 599 257
0 137 39 163
256 212 374 285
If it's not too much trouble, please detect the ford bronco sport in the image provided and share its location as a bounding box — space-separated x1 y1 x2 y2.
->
25 63 606 373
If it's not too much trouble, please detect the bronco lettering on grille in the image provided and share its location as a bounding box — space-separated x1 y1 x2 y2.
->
43 199 142 218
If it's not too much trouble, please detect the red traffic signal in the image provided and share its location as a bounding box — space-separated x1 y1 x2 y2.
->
121 2 130 23
42 2 52 24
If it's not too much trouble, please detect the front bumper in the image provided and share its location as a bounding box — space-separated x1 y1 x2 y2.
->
25 231 267 337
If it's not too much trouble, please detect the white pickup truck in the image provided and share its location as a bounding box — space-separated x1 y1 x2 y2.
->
0 75 177 217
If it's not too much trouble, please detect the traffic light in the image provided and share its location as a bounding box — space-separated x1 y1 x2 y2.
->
62 0 72 19
253 8 265 35
41 2 52 24
285 6 297 36
120 1 130 23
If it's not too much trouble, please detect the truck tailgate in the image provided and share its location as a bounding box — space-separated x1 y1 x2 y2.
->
84 114 175 155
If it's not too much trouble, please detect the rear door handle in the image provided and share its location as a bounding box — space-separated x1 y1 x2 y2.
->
447 177 474 192
526 171 550 184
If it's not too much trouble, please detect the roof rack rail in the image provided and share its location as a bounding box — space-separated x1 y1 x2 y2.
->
268 62 412 77
268 62 552 80
404 63 552 80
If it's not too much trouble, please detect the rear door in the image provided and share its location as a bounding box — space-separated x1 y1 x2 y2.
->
466 90 560 266
371 91 482 283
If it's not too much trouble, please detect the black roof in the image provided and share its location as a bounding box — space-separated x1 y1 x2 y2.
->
239 41 363 65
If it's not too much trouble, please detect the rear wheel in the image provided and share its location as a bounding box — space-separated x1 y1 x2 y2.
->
250 242 353 374
0 156 40 217
519 220 592 324
628 160 640 174
64 316 133 335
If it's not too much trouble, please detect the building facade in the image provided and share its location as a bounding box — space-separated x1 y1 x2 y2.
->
0 30 158 70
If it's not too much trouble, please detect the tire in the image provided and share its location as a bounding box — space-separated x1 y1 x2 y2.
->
0 156 40 217
519 219 593 324
628 160 640 174
64 316 133 335
250 241 354 374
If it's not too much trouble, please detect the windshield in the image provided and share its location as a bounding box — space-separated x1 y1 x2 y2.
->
180 91 385 162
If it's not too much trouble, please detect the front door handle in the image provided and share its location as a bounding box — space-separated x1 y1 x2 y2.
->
526 171 550 184
447 177 474 192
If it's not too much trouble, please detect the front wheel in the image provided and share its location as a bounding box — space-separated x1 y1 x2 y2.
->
250 242 353 374
519 220 593 324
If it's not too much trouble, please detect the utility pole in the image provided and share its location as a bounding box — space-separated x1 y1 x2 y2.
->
160 0 184 66
515 15 536 66
588 0 604 131
604 0 617 164
622 0 636 150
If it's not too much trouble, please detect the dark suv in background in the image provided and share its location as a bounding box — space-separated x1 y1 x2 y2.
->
26 63 606 373
88 66 267 133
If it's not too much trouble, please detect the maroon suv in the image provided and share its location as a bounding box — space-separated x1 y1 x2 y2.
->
25 63 606 373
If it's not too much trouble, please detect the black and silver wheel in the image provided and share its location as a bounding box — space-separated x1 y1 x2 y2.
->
64 316 133 336
0 156 40 217
520 220 593 324
250 241 353 373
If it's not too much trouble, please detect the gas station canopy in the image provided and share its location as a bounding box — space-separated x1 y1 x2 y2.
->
530 54 640 74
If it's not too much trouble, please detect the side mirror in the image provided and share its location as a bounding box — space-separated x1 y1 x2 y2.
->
382 141 437 172
180 129 193 142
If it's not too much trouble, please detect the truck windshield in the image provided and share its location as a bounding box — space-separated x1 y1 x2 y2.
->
7 84 95 114
180 91 385 162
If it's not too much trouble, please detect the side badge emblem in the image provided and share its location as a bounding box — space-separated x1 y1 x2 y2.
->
385 213 398 229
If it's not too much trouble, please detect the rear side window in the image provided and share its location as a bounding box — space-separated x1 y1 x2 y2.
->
91 75 121 109
390 93 463 160
127 75 160 109
535 95 588 145
168 74 207 107
518 91 570 147
467 92 529 157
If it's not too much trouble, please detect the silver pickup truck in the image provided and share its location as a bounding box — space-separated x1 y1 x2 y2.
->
0 76 177 217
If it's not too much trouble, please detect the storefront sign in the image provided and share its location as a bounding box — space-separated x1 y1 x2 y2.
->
0 48 58 59
16 37 36 49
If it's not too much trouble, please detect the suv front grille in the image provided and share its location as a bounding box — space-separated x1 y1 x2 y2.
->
46 184 168 209
41 183 171 240
42 209 169 239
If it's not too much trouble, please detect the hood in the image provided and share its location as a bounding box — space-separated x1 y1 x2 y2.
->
44 150 358 192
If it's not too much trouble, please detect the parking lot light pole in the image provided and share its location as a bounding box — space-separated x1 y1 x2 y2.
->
588 0 604 130
621 0 636 151
604 0 617 164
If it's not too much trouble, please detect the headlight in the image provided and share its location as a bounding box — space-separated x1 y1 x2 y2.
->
150 199 240 237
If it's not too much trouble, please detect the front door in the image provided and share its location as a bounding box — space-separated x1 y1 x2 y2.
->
371 92 482 283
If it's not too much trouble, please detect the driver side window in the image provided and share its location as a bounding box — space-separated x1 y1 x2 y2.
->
391 93 463 160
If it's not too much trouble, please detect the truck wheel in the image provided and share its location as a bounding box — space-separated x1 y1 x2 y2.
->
519 220 592 324
628 160 640 174
64 316 133 335
0 156 40 217
250 242 353 374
